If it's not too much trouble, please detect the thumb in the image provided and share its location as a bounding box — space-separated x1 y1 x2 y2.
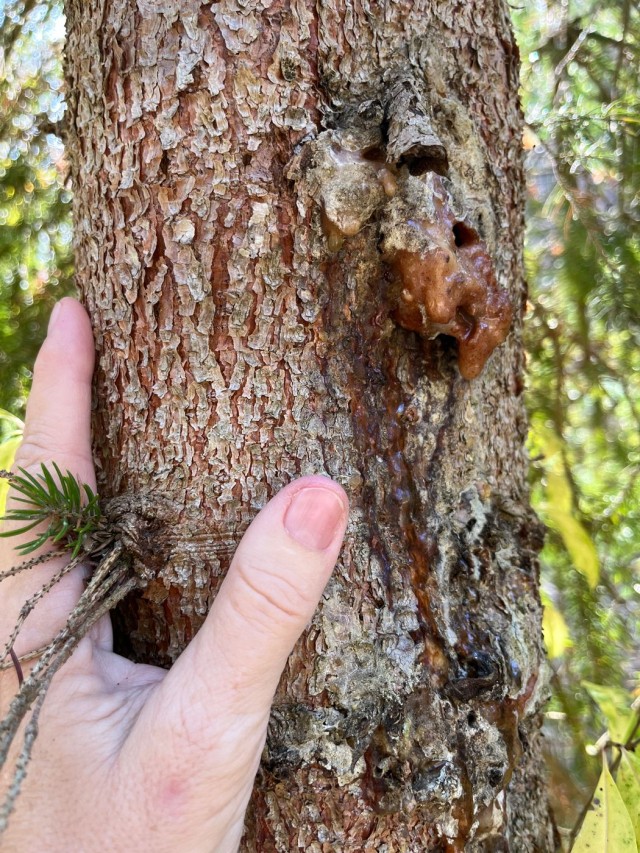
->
203 475 349 704
128 476 348 797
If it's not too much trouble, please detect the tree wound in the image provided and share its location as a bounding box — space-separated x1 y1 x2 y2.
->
382 176 514 380
299 132 398 250
304 134 513 380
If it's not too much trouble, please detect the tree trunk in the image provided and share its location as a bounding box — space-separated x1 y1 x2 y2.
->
65 0 553 849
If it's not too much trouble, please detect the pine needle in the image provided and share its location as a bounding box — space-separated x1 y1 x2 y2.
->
0 463 145 836
0 464 101 557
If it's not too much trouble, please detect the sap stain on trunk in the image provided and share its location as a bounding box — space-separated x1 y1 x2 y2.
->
298 128 513 380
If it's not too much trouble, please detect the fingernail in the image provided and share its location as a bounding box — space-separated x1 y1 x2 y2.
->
284 487 346 551
48 300 65 334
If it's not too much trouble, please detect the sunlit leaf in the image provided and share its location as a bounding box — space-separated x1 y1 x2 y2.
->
583 683 638 745
535 430 601 587
0 434 21 515
546 467 573 515
544 508 600 588
573 763 637 853
542 594 571 659
618 750 640 847
0 408 24 432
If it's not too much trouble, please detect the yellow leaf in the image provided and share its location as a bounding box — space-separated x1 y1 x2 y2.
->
573 763 637 852
532 424 564 459
544 507 600 587
0 407 24 430
0 435 21 516
534 428 600 587
541 595 571 659
618 750 640 846
547 467 573 514
583 683 638 744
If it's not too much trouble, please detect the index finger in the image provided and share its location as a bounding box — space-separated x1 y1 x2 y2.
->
10 298 96 489
0 298 96 661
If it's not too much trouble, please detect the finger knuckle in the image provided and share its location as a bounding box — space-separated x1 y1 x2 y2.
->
232 556 313 629
13 433 57 472
13 432 93 475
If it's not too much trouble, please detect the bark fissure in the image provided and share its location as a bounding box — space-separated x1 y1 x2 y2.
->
65 0 552 848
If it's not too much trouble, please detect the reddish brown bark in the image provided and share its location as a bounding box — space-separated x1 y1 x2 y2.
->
65 0 553 848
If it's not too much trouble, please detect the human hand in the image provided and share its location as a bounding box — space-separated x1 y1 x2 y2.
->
0 298 349 852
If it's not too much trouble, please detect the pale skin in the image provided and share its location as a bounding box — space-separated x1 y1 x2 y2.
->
0 297 349 852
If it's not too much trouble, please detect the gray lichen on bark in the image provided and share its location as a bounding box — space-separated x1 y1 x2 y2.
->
65 0 553 848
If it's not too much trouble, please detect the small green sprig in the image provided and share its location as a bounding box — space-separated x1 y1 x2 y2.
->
0 463 101 558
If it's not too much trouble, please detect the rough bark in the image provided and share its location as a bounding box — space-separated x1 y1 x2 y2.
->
65 0 553 849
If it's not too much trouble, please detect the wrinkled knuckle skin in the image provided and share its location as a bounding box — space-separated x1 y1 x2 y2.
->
12 433 57 472
233 556 314 629
13 433 93 476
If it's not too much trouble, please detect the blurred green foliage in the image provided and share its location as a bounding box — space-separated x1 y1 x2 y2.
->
0 0 638 846
0 0 74 420
513 0 640 841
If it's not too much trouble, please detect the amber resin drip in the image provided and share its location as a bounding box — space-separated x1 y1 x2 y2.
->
304 131 513 380
383 175 513 380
